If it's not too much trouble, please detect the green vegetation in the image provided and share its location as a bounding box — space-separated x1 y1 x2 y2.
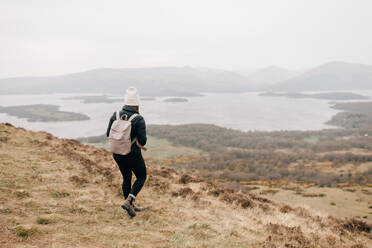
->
0 104 90 122
80 121 372 187
63 95 122 103
36 216 53 225
78 134 200 159
13 226 39 238
79 100 372 188
144 136 200 159
50 190 70 198
14 190 31 199
148 124 372 187
260 91 369 100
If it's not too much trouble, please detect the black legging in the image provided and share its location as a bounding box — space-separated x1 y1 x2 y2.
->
113 153 147 199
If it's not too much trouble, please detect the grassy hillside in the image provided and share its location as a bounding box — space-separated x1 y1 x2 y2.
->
0 123 371 247
79 122 372 223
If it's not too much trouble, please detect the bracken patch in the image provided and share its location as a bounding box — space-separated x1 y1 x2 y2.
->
14 190 31 199
342 218 371 233
172 187 194 198
178 174 202 184
219 193 254 209
13 226 40 238
259 203 271 212
147 175 170 191
155 167 176 179
51 190 70 198
350 244 365 248
249 193 272 204
325 234 337 246
265 223 311 248
280 205 294 213
69 175 89 186
206 184 235 197
37 216 54 225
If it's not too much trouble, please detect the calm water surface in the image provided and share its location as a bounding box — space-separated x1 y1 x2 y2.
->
0 91 371 138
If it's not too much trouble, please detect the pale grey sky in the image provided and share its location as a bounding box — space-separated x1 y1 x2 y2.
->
0 0 371 77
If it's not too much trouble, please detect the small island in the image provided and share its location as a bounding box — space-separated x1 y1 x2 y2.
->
63 95 122 103
163 98 188 103
141 97 156 101
0 104 90 122
260 91 370 100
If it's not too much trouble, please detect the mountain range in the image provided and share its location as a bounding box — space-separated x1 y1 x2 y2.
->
0 67 256 96
235 66 304 86
1 61 372 96
272 61 372 91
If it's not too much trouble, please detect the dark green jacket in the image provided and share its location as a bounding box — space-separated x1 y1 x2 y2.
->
106 106 147 153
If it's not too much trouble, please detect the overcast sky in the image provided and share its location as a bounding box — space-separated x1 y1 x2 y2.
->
0 0 371 78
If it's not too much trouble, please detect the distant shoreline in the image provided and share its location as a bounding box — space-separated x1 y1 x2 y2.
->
260 91 370 100
1 92 371 134
77 99 372 142
0 104 90 122
163 97 189 103
62 95 122 104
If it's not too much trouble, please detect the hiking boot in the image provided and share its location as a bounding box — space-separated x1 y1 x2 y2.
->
131 202 144 212
121 195 136 217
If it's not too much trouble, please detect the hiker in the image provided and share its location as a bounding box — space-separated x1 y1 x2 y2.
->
106 87 147 217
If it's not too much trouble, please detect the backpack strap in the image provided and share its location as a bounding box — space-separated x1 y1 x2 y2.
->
116 110 130 120
131 137 148 151
127 113 138 144
127 114 147 151
128 113 139 122
136 138 147 151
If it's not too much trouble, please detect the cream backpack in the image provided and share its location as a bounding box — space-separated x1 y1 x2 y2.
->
108 111 139 155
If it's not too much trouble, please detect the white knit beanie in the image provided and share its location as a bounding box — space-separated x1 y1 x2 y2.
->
124 87 140 106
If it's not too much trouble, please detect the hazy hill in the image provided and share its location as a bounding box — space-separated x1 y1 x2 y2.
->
0 123 371 247
237 66 304 86
272 61 372 91
3 62 371 95
0 67 257 96
234 68 256 77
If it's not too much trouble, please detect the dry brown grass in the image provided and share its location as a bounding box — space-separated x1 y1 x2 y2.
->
1 123 372 247
343 218 371 233
178 174 202 184
260 189 280 195
279 205 294 213
301 193 326 197
172 187 194 198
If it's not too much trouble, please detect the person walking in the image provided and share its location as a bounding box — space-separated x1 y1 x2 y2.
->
106 87 147 217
